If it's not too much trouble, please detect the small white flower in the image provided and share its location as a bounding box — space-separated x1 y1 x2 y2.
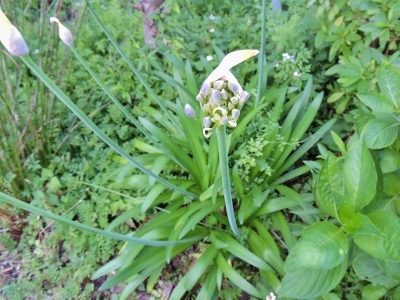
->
293 71 301 77
247 19 252 25
33 49 40 54
275 63 279 68
206 55 213 61
282 52 290 61
209 14 215 21
209 28 215 33
266 292 276 300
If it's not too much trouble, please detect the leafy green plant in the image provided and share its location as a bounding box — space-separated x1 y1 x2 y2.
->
0 1 344 299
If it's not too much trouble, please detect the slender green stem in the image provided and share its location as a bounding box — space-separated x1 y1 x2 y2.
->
216 126 239 235
19 55 198 200
255 0 267 107
0 192 204 246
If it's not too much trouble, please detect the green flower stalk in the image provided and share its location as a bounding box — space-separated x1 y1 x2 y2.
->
0 8 29 56
189 49 259 235
193 50 259 138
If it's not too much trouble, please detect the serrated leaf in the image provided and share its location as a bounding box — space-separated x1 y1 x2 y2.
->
315 154 346 218
352 250 400 287
354 211 400 261
284 222 348 271
378 61 400 110
343 139 377 211
357 93 396 113
279 257 348 299
362 118 398 149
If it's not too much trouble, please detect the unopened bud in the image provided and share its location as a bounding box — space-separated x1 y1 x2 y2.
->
219 116 228 125
200 82 211 97
228 82 240 94
209 89 221 106
213 80 225 90
203 116 212 128
239 91 250 104
230 96 239 105
0 9 29 56
232 109 240 120
195 94 203 102
184 104 196 118
50 17 73 47
228 120 237 127
220 89 228 100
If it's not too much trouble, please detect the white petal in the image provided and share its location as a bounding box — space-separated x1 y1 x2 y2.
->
219 49 259 71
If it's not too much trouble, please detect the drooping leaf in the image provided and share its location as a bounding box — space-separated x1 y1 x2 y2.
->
284 222 348 271
362 118 398 149
279 257 348 299
343 139 377 212
378 61 400 110
354 211 400 262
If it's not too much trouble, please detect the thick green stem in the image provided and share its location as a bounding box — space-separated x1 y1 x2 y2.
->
216 126 240 235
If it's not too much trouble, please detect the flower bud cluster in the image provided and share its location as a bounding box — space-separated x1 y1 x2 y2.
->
196 79 250 138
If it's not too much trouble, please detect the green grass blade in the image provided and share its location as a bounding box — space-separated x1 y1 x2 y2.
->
19 55 198 199
216 252 262 298
216 126 239 235
87 4 182 134
255 0 267 107
0 192 201 246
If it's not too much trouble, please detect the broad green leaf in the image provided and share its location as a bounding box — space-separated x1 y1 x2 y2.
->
379 259 400 281
284 222 348 271
352 251 399 288
343 139 377 212
362 118 398 149
279 257 348 299
380 148 400 173
315 154 346 218
378 61 400 110
361 285 389 300
357 93 396 113
383 172 400 196
354 211 400 261
341 213 381 235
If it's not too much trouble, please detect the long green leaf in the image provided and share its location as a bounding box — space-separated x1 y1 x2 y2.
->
0 192 201 246
216 126 239 235
19 55 198 200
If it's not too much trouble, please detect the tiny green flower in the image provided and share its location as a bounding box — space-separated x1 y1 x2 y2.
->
0 8 29 56
50 17 73 47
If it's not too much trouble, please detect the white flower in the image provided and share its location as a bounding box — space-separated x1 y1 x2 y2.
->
209 14 215 21
266 292 276 300
209 28 215 33
294 71 301 77
0 8 29 56
282 52 290 61
50 17 73 46
206 55 213 61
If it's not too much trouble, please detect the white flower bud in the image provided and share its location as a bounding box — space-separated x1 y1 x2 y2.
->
220 89 228 100
230 96 239 105
0 9 29 56
50 17 73 47
239 91 250 104
228 82 240 94
209 89 221 106
232 109 240 120
203 116 212 128
200 82 211 97
219 116 228 125
228 120 237 127
184 104 196 118
213 80 225 90
196 94 203 102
